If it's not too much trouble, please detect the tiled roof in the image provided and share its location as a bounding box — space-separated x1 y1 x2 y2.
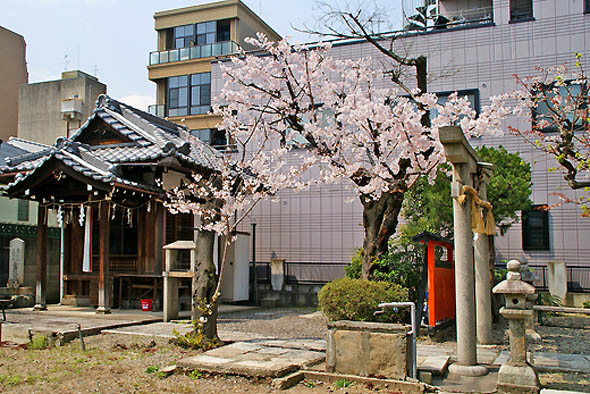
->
0 94 222 195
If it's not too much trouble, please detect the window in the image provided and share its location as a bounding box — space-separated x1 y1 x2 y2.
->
174 24 194 49
17 200 29 221
533 82 587 133
92 209 138 256
169 19 232 50
167 72 211 117
167 75 189 117
522 205 550 251
190 128 228 147
217 20 231 42
586 0 590 14
190 72 211 115
429 89 480 121
510 0 533 22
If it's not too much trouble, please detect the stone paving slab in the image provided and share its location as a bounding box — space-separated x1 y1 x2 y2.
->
0 306 161 344
177 341 325 378
419 355 450 375
416 344 501 365
493 351 590 374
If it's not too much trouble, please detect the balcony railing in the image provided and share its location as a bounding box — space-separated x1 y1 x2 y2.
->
404 6 493 33
149 41 239 66
148 104 166 118
148 104 211 118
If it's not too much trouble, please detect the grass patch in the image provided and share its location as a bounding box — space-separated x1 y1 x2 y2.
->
334 378 353 388
29 334 49 350
0 374 24 387
145 365 160 374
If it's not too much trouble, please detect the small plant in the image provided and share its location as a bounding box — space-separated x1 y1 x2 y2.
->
188 370 203 380
172 328 219 350
540 293 563 306
334 378 353 388
29 334 49 350
145 365 160 374
302 380 315 388
155 371 168 379
318 278 409 322
582 300 590 309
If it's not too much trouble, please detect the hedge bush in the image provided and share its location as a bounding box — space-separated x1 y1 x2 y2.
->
318 278 409 323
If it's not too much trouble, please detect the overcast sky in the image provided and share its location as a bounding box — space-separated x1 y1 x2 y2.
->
2 0 403 110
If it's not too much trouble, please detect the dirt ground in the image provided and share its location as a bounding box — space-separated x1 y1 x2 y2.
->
0 310 589 393
0 333 407 394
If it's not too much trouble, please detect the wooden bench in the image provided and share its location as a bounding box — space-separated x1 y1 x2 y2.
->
533 305 590 325
0 298 15 321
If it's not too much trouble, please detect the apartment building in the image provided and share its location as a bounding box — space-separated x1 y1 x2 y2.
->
0 26 28 143
147 0 281 148
18 70 106 146
152 0 590 288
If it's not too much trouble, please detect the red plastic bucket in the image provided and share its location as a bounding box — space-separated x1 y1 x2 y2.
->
140 299 152 312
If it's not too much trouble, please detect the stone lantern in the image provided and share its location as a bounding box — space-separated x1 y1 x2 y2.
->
492 260 539 394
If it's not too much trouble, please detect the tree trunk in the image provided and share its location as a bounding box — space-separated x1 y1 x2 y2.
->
192 229 219 342
360 191 405 279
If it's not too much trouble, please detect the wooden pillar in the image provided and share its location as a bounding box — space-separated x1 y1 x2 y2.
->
34 205 48 311
96 201 111 314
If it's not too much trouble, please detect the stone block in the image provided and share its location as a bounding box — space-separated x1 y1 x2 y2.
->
326 320 410 379
270 259 285 291
547 261 567 302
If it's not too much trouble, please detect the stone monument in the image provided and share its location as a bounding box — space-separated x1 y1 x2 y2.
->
493 260 539 394
7 238 25 288
547 261 567 303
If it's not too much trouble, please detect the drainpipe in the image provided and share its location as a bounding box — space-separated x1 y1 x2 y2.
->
59 213 65 305
375 301 417 379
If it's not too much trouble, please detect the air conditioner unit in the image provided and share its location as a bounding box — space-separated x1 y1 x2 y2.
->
61 98 83 121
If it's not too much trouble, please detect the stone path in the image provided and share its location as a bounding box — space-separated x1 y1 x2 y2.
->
494 350 590 374
177 341 325 378
0 306 161 344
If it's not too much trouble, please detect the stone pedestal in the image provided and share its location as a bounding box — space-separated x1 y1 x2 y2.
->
493 260 539 394
270 258 285 291
163 274 179 322
326 320 411 379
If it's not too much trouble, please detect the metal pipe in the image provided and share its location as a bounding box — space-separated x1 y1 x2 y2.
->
59 221 65 305
77 324 85 352
251 223 258 305
375 301 417 379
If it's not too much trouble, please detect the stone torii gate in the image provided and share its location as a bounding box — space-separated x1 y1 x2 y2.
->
439 126 495 376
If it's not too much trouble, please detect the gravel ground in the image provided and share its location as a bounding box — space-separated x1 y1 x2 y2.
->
218 307 328 339
218 307 590 355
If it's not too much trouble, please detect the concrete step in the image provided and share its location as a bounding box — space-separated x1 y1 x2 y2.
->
260 296 280 308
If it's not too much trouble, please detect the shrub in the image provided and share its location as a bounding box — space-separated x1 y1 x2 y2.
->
582 300 590 309
318 278 409 323
345 247 422 302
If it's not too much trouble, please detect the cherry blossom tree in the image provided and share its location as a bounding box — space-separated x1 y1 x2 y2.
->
166 104 317 342
500 55 590 215
215 34 505 279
